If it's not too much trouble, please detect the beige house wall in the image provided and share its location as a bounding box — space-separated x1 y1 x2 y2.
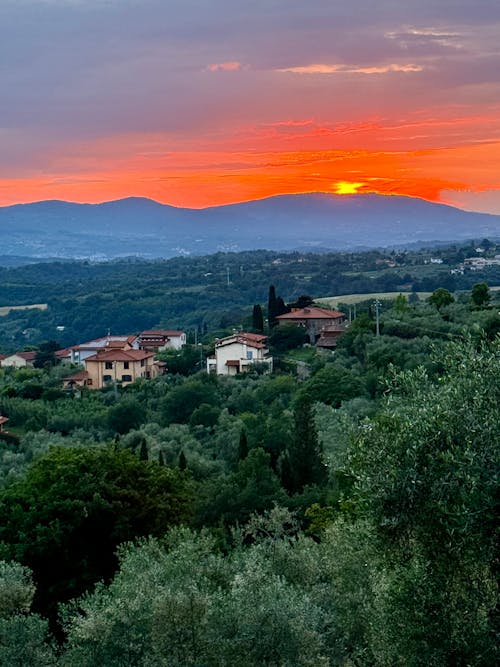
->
85 357 158 389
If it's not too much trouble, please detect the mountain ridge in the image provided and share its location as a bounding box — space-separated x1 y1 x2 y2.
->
1 193 499 260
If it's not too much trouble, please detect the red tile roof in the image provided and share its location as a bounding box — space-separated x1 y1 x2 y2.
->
55 348 72 358
140 330 185 337
16 351 37 361
0 416 9 426
85 349 154 363
216 332 268 349
64 370 90 381
277 307 345 321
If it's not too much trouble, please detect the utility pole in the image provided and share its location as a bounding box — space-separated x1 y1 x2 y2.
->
374 299 381 336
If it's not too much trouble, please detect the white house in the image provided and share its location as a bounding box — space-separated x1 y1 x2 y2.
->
206 332 272 375
70 335 139 364
137 330 186 352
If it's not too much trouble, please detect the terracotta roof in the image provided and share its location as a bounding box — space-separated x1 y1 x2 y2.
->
16 351 37 361
64 370 90 381
217 332 268 349
277 307 345 321
0 354 6 361
55 348 72 358
85 349 154 363
0 416 9 425
140 330 185 337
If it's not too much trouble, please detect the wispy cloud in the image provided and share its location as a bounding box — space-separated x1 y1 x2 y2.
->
386 26 463 49
277 63 423 74
207 61 241 72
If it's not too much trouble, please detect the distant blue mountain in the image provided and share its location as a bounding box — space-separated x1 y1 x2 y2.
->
0 193 498 259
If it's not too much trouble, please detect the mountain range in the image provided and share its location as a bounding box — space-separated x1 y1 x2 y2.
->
0 193 499 260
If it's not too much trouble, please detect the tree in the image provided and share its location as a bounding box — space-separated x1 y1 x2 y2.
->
471 282 490 307
251 304 264 332
268 324 308 352
427 287 454 310
267 285 279 328
33 341 59 369
0 447 192 624
284 393 328 493
349 339 499 664
107 398 146 435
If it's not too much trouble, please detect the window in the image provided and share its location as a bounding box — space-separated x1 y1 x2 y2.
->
121 374 132 382
103 375 112 383
124 361 129 369
105 361 113 370
140 359 145 367
246 351 253 360
86 379 93 386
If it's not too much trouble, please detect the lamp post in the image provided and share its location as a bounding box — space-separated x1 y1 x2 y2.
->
373 299 381 337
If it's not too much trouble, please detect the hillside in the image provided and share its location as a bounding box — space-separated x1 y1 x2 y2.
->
1 193 499 259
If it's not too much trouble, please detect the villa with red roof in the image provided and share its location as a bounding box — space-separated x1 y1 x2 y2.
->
206 332 272 375
276 306 346 344
64 347 164 390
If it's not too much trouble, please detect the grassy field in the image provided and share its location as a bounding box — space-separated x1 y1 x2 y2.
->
0 303 48 316
316 291 432 308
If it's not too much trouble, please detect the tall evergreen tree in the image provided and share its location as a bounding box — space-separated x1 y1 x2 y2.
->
268 285 279 329
238 429 249 460
252 304 264 332
284 393 328 493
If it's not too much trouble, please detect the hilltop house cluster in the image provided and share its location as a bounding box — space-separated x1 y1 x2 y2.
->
0 306 346 386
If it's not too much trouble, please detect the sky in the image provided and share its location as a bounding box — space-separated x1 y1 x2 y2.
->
1 0 500 212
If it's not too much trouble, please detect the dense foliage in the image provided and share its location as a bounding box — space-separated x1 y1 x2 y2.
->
0 251 498 664
0 242 499 352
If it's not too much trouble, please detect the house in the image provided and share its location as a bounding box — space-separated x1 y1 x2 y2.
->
54 348 72 364
206 332 272 375
0 416 9 432
77 348 162 389
70 335 139 364
276 306 346 343
137 330 186 352
316 324 346 350
1 351 37 368
62 369 92 391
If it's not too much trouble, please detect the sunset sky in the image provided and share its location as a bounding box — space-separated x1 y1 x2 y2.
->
1 0 500 212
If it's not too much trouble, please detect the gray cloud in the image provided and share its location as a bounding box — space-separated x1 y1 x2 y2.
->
0 1 499 158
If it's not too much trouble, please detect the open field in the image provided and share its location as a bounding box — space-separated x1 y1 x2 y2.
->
316 291 432 307
0 303 48 316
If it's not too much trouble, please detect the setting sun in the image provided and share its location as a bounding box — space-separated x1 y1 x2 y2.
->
333 181 365 195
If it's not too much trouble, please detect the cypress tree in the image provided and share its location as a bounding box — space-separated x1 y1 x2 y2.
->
238 429 249 460
286 393 328 493
178 450 187 471
268 285 279 329
139 439 148 461
252 304 264 332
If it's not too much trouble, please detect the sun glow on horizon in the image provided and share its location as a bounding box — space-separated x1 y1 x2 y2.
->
333 181 366 195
